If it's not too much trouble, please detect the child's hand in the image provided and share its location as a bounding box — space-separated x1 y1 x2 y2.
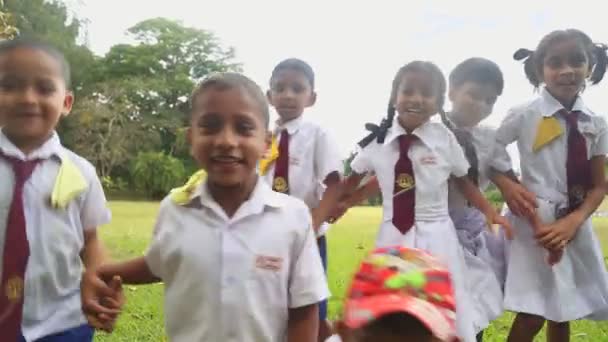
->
502 182 537 218
81 271 124 333
486 212 514 240
327 201 349 223
534 217 577 251
525 210 564 265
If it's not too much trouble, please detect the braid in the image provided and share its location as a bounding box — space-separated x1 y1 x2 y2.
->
513 48 540 87
590 43 608 84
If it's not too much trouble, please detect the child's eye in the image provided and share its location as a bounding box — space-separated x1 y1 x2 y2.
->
568 54 587 67
0 77 18 91
236 121 256 135
546 56 563 69
271 84 285 93
198 115 222 133
291 84 304 93
37 82 56 95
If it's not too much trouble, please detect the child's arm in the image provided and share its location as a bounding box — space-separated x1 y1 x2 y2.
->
536 155 607 249
81 230 108 270
81 257 160 331
288 304 319 342
453 176 513 238
343 175 380 208
491 169 537 218
311 171 342 232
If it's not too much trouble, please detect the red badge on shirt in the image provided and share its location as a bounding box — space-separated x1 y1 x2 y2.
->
255 255 283 272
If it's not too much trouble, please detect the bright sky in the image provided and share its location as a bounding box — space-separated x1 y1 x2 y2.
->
75 0 608 167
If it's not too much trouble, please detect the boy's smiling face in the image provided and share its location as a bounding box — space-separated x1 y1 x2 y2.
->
188 86 269 189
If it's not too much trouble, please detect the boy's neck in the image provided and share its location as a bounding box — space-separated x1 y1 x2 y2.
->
207 175 258 218
277 113 303 126
448 111 475 129
2 129 54 156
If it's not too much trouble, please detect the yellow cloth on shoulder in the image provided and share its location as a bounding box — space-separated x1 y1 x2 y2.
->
51 156 87 209
170 169 207 205
533 116 563 152
258 134 279 176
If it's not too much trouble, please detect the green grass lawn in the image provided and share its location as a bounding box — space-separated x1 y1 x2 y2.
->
95 203 608 341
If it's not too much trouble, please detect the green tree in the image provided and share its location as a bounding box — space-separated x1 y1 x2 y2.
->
4 0 97 94
0 1 17 39
96 18 241 159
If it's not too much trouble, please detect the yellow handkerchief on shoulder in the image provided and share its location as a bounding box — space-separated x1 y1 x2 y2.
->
258 135 279 176
170 169 207 205
51 156 87 209
533 116 563 152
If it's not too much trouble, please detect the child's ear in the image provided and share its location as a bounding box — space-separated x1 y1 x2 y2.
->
62 91 74 118
307 91 317 107
266 90 274 106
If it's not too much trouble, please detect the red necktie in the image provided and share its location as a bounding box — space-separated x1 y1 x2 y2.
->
393 135 417 234
0 153 39 340
272 130 289 194
563 110 590 211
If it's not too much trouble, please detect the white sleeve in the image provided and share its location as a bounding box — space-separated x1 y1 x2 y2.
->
448 130 470 178
591 117 608 156
314 128 343 181
288 205 330 308
80 173 112 230
145 199 171 279
351 146 373 175
490 108 522 172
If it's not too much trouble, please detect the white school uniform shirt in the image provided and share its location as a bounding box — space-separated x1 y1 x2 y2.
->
261 116 343 236
351 119 470 242
445 120 497 210
491 87 608 202
0 131 111 341
145 177 330 342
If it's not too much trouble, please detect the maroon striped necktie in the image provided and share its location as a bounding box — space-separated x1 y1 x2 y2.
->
272 130 289 194
0 153 40 340
563 110 591 211
392 134 418 234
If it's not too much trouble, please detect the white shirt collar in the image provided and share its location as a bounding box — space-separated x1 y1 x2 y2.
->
0 130 64 161
384 117 436 148
276 115 305 135
540 87 594 118
188 176 284 218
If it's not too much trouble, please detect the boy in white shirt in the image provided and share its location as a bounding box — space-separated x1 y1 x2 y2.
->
81 72 329 342
262 58 343 341
0 38 112 342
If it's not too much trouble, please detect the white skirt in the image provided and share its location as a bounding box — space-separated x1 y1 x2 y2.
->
451 208 505 332
375 218 477 342
504 198 608 322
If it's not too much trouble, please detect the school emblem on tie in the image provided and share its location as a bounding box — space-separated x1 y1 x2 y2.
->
569 185 586 206
273 176 288 193
5 276 23 301
396 173 414 191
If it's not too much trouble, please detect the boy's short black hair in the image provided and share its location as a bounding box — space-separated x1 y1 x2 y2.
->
449 57 504 95
270 58 315 89
0 36 72 88
191 72 270 128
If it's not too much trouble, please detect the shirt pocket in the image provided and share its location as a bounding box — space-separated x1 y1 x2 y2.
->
247 253 288 308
